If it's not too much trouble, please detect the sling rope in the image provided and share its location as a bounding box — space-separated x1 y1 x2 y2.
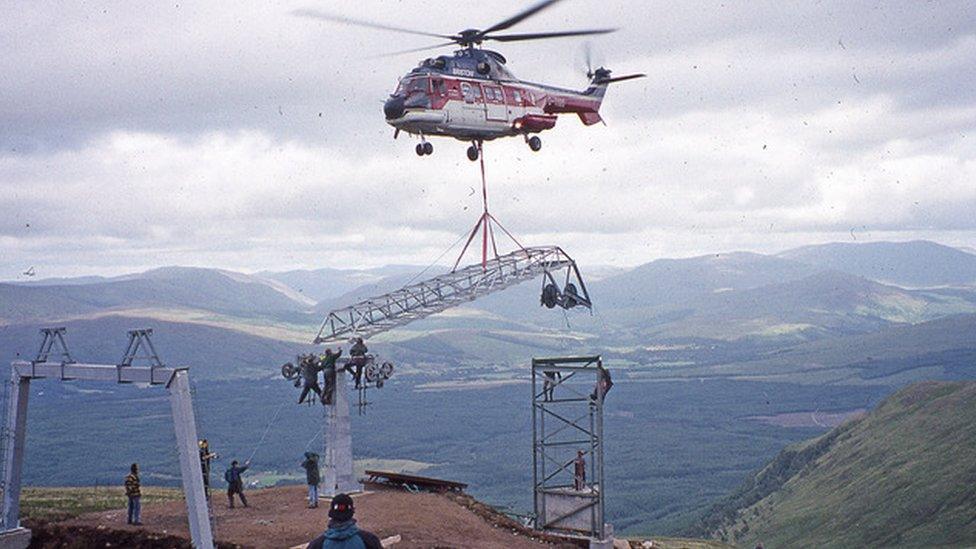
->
303 429 321 452
453 142 526 271
247 398 289 463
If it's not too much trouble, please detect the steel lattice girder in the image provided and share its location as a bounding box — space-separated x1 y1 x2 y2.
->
314 246 591 344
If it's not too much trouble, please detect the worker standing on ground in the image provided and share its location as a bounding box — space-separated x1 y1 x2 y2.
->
225 459 251 508
320 347 343 405
573 450 586 491
125 463 142 525
199 439 217 491
299 354 324 404
302 452 321 508
348 337 368 389
306 493 382 549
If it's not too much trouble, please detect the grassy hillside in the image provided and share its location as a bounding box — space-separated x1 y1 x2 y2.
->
20 487 183 523
691 381 976 548
685 313 976 385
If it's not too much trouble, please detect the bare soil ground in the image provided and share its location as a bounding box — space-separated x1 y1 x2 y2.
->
54 485 573 549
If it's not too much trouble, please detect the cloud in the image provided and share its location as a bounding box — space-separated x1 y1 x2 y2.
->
1 1 975 277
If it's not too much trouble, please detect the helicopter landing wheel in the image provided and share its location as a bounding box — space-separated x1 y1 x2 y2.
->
423 142 433 155
416 143 425 156
467 144 479 161
528 135 542 152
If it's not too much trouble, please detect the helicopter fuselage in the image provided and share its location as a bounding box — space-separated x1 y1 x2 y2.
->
384 49 609 156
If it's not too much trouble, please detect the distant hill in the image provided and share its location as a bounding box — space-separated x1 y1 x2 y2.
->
0 315 312 380
683 313 976 385
780 240 976 287
633 270 935 340
592 252 819 311
261 265 423 303
0 267 311 325
691 380 976 547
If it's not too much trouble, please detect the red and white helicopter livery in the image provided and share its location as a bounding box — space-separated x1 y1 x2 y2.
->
297 0 643 160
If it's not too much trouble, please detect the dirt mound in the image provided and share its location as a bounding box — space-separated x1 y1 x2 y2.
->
50 485 572 548
27 520 212 549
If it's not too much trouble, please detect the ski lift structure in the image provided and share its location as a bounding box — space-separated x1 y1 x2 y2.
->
0 328 215 549
291 144 595 498
314 143 591 345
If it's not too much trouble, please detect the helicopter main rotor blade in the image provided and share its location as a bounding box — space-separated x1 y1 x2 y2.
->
486 29 616 43
372 41 459 59
292 8 455 40
481 0 564 35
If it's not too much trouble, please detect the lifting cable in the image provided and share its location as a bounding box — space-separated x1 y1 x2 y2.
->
246 398 289 463
303 429 321 453
401 229 470 288
453 142 527 272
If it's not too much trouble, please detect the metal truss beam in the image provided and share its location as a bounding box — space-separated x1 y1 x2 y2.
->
12 362 177 385
314 246 592 344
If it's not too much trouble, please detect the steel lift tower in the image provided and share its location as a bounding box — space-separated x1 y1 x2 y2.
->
531 356 611 547
0 328 214 549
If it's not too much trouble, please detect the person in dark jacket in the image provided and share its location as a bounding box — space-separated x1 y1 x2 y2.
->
306 493 382 549
225 459 250 508
320 348 343 405
347 338 368 389
590 365 614 401
125 463 142 525
299 354 324 404
542 370 561 401
199 439 217 491
302 452 321 508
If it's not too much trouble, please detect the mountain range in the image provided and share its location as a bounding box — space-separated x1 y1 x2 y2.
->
2 239 974 382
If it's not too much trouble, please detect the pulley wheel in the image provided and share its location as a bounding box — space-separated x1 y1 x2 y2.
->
541 283 559 309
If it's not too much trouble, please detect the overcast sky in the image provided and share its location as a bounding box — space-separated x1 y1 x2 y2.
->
2 1 975 279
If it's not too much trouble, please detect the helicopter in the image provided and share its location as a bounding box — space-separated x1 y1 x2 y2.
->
296 0 644 161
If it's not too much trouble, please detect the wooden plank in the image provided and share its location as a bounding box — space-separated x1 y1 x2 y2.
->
363 470 468 491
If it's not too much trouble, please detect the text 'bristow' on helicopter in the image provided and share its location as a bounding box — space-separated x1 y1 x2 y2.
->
296 0 645 160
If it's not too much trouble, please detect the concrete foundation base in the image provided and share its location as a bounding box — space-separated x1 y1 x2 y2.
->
0 527 31 549
540 486 600 532
588 523 616 549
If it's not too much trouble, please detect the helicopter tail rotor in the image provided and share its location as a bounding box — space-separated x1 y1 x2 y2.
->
590 68 646 85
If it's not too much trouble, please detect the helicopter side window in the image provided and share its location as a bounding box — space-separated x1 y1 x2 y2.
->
513 90 522 105
485 86 503 104
461 82 474 103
